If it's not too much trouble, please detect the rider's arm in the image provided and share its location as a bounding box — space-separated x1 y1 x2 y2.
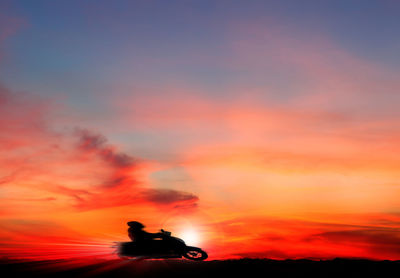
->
150 232 164 239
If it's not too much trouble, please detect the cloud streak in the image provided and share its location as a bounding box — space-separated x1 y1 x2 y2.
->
0 86 198 213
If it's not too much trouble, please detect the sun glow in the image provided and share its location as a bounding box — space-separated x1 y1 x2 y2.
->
179 228 201 246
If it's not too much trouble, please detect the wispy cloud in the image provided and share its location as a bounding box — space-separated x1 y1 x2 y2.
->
0 86 198 213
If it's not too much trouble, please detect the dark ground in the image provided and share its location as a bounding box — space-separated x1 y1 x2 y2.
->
1 258 399 278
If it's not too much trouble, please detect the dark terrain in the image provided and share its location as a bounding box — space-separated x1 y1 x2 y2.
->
1 258 399 278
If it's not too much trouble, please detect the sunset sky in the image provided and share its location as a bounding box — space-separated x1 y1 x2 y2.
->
1 0 400 261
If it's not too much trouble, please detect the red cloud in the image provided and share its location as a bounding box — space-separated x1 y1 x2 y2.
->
0 86 198 213
204 215 400 260
309 229 400 259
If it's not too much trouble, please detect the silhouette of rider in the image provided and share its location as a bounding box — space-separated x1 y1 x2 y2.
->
127 221 163 247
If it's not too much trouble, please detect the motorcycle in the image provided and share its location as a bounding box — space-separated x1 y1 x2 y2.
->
117 229 208 261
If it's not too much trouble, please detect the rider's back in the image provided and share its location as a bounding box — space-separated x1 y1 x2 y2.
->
129 228 155 242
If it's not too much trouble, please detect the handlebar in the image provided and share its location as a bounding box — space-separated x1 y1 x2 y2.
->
160 229 171 236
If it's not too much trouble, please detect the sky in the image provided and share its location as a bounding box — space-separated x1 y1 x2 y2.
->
0 0 400 261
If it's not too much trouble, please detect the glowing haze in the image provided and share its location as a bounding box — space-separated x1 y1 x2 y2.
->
1 0 400 261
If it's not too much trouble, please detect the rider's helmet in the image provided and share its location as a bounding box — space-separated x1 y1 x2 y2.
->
127 221 145 230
